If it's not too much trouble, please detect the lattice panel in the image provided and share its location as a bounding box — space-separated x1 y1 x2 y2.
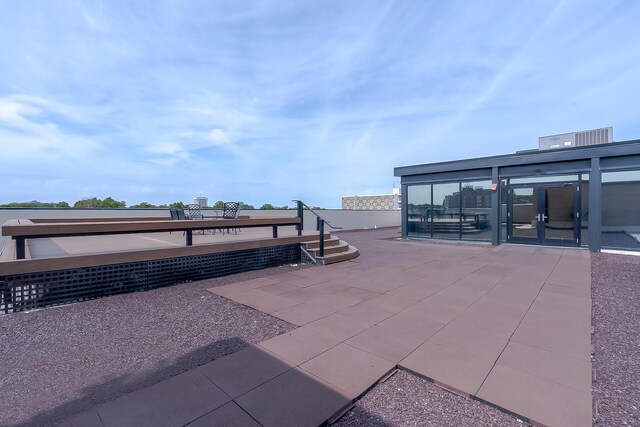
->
1 244 301 314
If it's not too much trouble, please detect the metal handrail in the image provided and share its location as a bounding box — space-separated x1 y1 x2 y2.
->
292 200 342 258
292 200 342 230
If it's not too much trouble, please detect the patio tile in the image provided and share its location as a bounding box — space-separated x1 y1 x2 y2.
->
345 325 424 363
387 280 446 301
377 312 445 341
306 281 351 294
97 370 230 427
540 283 591 299
187 402 260 427
424 285 487 310
258 327 340 365
59 410 102 427
335 286 381 302
429 322 508 362
450 302 525 339
305 313 372 341
199 345 292 398
337 300 398 324
400 341 494 396
300 343 395 397
477 364 592 427
235 368 351 427
482 285 539 309
256 282 302 295
511 313 591 360
305 293 362 312
244 295 300 313
217 288 274 304
271 303 335 325
403 299 464 323
496 341 592 392
367 294 417 312
278 287 327 303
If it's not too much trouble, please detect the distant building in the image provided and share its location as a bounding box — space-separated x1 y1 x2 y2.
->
193 196 208 207
342 188 401 210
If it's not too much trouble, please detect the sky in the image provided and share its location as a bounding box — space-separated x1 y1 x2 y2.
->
1 0 639 208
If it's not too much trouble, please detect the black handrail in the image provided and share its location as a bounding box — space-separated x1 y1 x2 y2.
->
292 200 342 257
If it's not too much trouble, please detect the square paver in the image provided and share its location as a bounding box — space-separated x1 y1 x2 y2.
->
97 370 230 427
387 280 446 301
244 295 299 313
400 341 494 396
235 368 351 427
377 312 445 341
199 345 292 398
496 341 592 392
345 325 424 363
271 303 335 326
424 285 487 310
305 313 372 341
258 327 340 365
429 322 508 362
188 402 260 427
337 300 398 324
477 364 592 427
367 294 417 311
256 282 302 295
300 343 395 397
403 299 463 323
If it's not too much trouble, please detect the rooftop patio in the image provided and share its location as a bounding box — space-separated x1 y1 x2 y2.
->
0 227 612 426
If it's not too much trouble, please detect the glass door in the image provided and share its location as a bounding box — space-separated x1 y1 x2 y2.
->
507 183 580 246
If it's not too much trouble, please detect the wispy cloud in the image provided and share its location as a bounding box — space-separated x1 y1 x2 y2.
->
0 0 639 206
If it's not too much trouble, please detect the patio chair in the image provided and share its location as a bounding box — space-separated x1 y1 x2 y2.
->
219 202 240 235
186 204 207 234
169 208 187 235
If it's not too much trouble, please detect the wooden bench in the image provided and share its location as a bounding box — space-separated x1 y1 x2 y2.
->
1 217 302 260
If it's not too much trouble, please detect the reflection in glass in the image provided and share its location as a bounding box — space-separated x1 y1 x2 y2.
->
407 184 431 237
432 182 461 240
601 169 640 250
461 180 492 241
511 187 538 239
544 185 575 242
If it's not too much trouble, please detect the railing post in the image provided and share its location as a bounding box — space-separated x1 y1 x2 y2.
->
15 237 25 260
186 229 193 246
318 219 324 257
296 200 303 236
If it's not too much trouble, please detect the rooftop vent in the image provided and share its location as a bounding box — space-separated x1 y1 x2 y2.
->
538 127 613 150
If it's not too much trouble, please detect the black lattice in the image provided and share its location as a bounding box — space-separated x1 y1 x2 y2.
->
1 244 301 314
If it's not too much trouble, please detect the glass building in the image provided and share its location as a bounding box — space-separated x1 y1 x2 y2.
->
395 139 640 252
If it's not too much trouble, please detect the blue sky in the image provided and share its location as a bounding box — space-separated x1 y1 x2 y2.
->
1 0 639 208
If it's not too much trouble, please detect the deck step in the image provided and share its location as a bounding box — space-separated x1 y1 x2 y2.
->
307 240 350 257
302 237 340 250
317 245 359 265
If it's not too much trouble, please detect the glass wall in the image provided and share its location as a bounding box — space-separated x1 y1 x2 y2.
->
601 169 640 251
407 184 432 237
407 180 492 241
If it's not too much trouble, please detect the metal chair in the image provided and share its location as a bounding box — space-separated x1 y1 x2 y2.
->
186 204 207 234
220 202 240 235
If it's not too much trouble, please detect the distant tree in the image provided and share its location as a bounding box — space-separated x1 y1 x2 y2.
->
239 202 254 210
73 197 126 208
260 203 275 210
168 201 186 209
211 200 225 209
0 201 70 208
74 197 98 208
129 202 158 208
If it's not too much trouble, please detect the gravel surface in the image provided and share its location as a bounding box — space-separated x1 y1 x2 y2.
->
0 264 306 427
591 252 640 426
333 370 529 427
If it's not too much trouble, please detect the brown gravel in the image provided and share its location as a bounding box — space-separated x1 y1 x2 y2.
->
591 252 640 426
0 264 306 427
332 370 529 426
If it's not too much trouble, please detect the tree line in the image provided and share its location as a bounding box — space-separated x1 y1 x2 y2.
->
0 198 318 210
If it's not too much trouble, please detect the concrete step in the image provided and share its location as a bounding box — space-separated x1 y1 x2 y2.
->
308 241 350 258
302 236 340 250
317 245 359 265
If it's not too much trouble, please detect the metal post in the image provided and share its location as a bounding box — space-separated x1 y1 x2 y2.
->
319 219 325 257
273 225 278 238
589 157 602 252
15 237 25 260
186 229 193 246
296 200 303 236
